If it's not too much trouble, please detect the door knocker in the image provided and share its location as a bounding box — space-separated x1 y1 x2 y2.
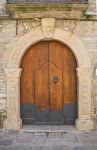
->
53 76 59 83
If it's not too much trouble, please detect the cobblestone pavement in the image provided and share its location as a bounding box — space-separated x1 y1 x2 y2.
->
0 126 97 150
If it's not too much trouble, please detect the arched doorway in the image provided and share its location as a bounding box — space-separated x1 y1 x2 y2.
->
3 27 94 130
20 41 77 125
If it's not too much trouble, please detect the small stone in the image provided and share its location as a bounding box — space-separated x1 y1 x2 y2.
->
32 135 48 145
32 145 50 150
16 136 32 144
7 129 19 135
0 147 12 150
72 146 84 150
32 146 40 150
12 144 32 150
63 132 79 143
85 145 97 150
50 145 63 150
0 139 13 146
63 145 71 150
48 132 62 138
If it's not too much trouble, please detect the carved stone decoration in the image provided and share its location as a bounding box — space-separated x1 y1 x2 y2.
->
63 20 76 32
41 18 56 38
17 19 41 35
56 20 76 32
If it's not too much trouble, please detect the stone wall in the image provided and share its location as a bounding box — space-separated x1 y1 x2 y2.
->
0 20 17 111
0 19 97 111
56 20 97 65
86 0 96 15
0 0 97 129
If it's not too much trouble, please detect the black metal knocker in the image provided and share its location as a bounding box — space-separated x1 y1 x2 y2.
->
53 76 59 83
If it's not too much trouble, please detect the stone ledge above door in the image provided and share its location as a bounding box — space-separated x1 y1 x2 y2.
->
5 3 88 19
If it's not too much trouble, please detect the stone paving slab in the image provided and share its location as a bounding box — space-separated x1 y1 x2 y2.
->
12 144 32 150
0 138 13 146
0 147 12 150
78 132 97 144
84 145 97 150
63 132 79 143
72 146 84 150
0 127 97 150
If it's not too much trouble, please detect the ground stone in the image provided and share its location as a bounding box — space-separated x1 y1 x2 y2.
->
72 145 84 150
32 135 48 145
16 134 33 144
0 139 13 146
0 128 96 150
31 145 50 150
63 132 79 143
31 146 40 150
49 145 64 150
79 132 97 144
48 132 62 138
12 144 32 150
84 145 97 150
0 147 12 150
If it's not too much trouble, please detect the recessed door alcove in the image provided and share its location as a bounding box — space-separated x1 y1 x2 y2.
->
20 41 77 125
3 27 94 130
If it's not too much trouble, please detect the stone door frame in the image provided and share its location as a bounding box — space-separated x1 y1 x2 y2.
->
3 20 95 130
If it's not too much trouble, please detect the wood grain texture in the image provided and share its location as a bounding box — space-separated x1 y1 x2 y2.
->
49 41 77 104
63 45 77 103
49 62 63 111
35 63 49 111
20 41 77 124
20 41 48 104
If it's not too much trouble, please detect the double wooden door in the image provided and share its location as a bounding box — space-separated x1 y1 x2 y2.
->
20 41 77 125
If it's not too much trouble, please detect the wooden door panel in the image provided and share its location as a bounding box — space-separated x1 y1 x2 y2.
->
20 41 77 125
63 103 77 125
21 41 48 104
49 41 77 124
31 42 48 71
49 63 63 122
35 63 49 122
63 46 77 104
49 41 63 69
20 70 35 124
62 45 77 124
49 41 63 123
49 62 63 111
20 42 49 124
35 63 49 111
21 71 34 104
63 66 77 104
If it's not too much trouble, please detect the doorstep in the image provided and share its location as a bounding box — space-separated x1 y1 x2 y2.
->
21 125 76 134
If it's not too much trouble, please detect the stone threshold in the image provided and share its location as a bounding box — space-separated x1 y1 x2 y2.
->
21 125 77 134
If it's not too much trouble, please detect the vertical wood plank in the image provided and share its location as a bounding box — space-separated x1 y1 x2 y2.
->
63 46 77 104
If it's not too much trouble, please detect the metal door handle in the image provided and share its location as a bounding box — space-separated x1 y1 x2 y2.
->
53 76 59 83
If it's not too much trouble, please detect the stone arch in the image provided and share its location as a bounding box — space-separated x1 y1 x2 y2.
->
7 28 90 68
3 27 95 130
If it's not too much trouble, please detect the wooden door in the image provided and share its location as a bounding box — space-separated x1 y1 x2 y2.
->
20 41 77 125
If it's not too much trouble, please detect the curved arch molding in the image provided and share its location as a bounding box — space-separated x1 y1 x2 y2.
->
3 26 95 130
